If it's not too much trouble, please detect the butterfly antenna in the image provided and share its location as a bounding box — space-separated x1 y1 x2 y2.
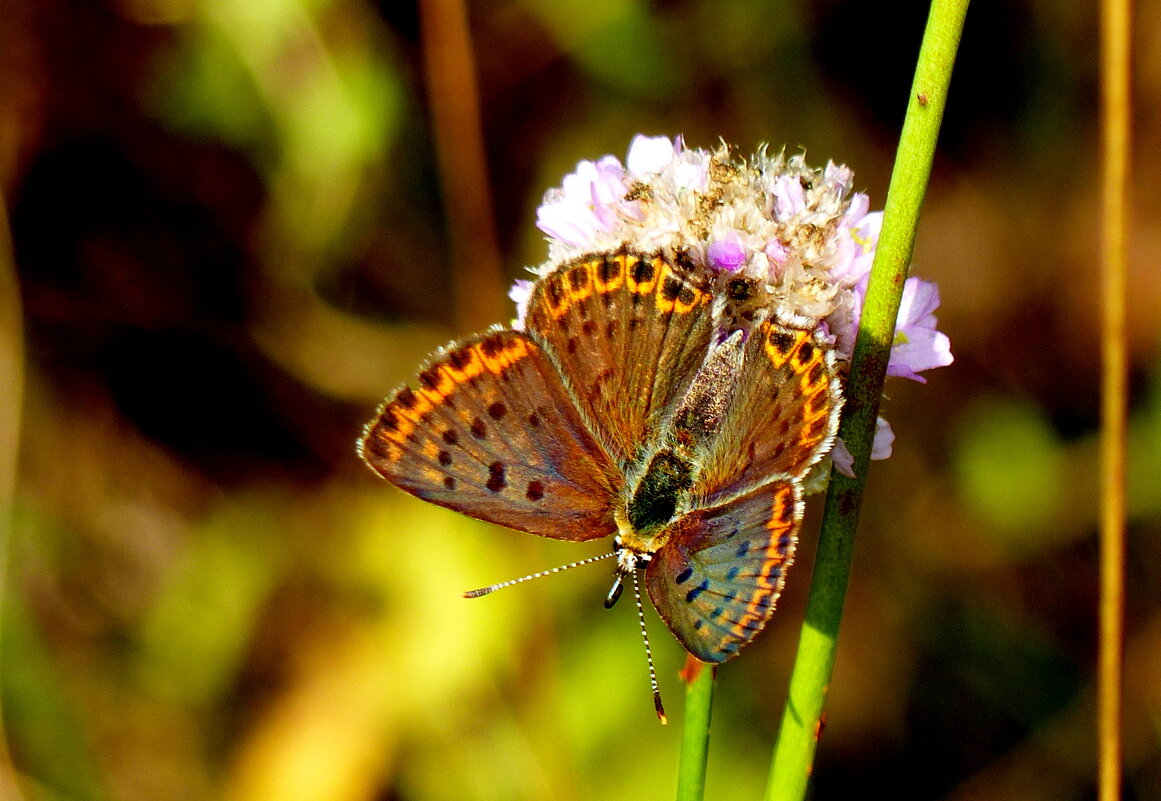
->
632 569 667 724
463 551 615 598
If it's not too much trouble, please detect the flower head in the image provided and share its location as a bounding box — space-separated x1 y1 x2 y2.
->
528 136 896 353
524 134 952 467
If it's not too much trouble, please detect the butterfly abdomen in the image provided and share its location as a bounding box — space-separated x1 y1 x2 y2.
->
670 330 744 451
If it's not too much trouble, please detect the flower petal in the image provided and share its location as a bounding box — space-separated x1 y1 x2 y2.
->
626 135 677 175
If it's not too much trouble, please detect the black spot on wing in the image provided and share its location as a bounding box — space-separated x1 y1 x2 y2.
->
486 461 506 492
685 578 710 603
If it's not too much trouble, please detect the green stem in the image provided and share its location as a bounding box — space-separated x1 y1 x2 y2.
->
765 1 970 798
675 664 716 801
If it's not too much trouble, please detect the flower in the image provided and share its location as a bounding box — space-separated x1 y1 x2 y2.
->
707 235 747 272
522 134 952 468
831 418 896 478
508 279 534 331
625 134 679 174
846 274 954 383
536 155 634 249
886 277 954 381
528 137 883 331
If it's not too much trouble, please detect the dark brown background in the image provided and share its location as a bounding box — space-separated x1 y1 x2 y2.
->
1 1 1159 799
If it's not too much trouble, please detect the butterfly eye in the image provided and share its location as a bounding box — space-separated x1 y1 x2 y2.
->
727 277 755 302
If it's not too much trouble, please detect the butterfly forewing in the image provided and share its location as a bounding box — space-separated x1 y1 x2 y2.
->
693 318 842 504
524 250 717 465
359 329 620 541
645 480 802 663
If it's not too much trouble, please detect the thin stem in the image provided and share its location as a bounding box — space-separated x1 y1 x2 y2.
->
0 193 29 799
418 0 507 332
675 662 715 801
765 1 970 798
1098 0 1130 797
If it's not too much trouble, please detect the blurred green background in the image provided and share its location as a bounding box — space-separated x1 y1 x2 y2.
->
1 1 1159 799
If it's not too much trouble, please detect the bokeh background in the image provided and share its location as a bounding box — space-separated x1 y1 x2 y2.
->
1 1 1159 799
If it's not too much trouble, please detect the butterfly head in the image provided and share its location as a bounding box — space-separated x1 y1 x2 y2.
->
604 536 653 609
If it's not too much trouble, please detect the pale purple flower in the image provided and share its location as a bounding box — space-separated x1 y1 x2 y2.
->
508 279 534 330
887 277 954 382
822 162 855 197
626 134 678 174
707 237 746 272
845 209 881 283
765 238 789 264
845 274 952 383
527 133 952 473
536 155 630 247
831 417 896 478
764 238 791 280
626 133 709 197
769 173 807 220
829 199 880 287
831 441 854 477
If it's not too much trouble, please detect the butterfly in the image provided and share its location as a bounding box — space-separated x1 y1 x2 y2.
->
359 248 842 709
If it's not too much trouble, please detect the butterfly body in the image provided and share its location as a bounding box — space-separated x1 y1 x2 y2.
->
611 331 744 553
360 248 842 663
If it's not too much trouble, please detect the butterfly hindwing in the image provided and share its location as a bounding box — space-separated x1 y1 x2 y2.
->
359 329 620 541
524 249 717 465
645 480 802 663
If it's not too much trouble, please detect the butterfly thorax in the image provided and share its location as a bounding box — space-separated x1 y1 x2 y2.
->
625 449 694 531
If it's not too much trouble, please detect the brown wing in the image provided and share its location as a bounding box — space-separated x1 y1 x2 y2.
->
523 249 717 467
359 329 620 541
691 317 842 505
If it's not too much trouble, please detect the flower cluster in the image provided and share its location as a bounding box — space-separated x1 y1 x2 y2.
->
514 135 953 473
